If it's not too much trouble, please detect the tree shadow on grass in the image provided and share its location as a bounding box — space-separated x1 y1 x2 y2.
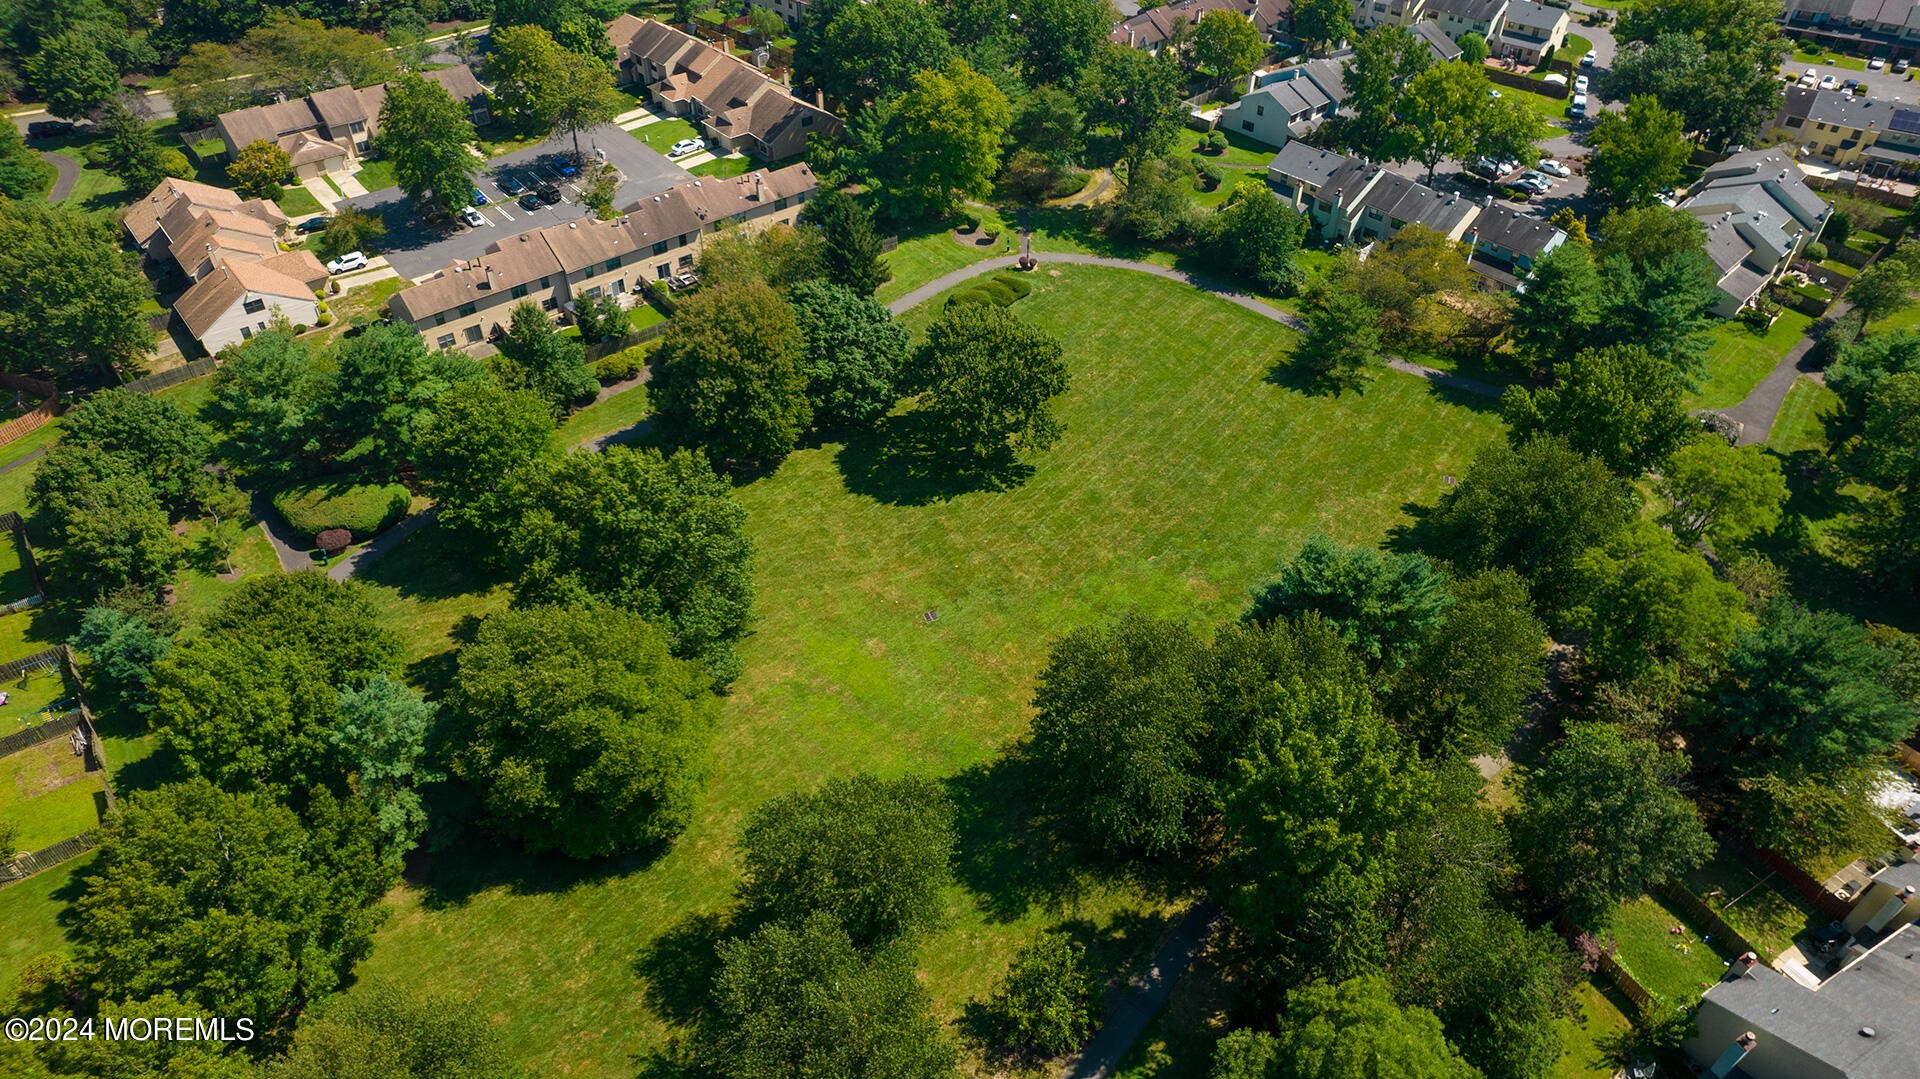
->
945 747 1201 924
632 909 733 1030
356 517 506 603
835 412 1034 507
408 832 674 911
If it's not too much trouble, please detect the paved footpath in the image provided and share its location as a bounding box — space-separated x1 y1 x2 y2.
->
1715 303 1844 447
41 152 76 201
1062 901 1224 1079
889 253 1504 399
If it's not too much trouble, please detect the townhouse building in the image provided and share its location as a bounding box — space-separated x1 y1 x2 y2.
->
214 67 490 176
1678 148 1833 316
1219 58 1349 145
388 163 818 350
1495 0 1571 63
608 16 840 160
1781 0 1920 64
1108 0 1292 53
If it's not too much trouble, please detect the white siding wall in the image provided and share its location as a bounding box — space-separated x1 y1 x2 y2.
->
199 292 321 354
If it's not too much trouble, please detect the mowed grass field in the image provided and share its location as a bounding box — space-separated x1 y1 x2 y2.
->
345 266 1504 1075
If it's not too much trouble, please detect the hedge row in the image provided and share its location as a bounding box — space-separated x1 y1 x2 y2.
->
946 272 1035 309
271 481 412 538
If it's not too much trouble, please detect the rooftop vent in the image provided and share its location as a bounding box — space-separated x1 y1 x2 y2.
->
1861 1027 1877 1038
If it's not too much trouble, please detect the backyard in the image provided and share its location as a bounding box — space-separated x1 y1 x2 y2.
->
337 265 1506 1074
1693 309 1817 410
1681 849 1825 959
0 736 100 853
1606 893 1737 1012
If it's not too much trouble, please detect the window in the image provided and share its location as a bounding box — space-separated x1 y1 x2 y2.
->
653 240 668 255
1242 120 1255 131
242 297 266 314
1787 116 1805 128
1256 104 1265 116
510 284 528 299
540 275 551 288
658 263 670 278
586 286 602 298
350 120 365 133
240 325 253 340
777 197 789 209
434 312 447 326
464 326 482 343
681 232 695 245
541 297 558 310
678 254 694 268
458 302 477 317
605 258 620 272
437 333 456 349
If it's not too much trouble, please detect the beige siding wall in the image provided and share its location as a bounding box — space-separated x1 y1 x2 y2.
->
200 293 321 354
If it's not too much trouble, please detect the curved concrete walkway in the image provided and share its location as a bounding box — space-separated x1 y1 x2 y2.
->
41 152 76 202
889 253 1504 399
1714 302 1844 447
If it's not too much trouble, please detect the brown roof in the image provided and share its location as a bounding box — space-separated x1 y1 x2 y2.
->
216 66 490 153
280 131 349 167
165 210 279 279
1110 0 1290 48
175 260 317 338
259 249 329 292
608 18 840 150
123 177 244 248
392 162 819 323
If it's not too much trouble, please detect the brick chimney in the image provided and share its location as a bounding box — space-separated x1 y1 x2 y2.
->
1709 1033 1758 1079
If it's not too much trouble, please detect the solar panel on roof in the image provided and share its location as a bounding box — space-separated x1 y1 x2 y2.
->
1888 109 1920 136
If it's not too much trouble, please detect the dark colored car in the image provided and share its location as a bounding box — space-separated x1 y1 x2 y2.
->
518 191 543 211
296 216 330 234
537 184 562 205
26 120 76 138
498 174 525 196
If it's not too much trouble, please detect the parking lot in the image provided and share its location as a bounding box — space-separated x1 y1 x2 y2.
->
344 125 694 279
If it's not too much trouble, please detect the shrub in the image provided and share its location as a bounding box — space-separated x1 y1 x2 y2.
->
980 278 1017 306
596 345 650 384
962 212 981 233
1207 131 1227 152
983 932 1097 1057
994 273 1033 298
315 528 352 554
272 481 411 537
0 817 17 858
1804 241 1828 261
948 289 996 307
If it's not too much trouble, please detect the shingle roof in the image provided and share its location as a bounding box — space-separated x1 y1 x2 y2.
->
607 18 839 152
391 163 818 323
1267 142 1353 189
1351 167 1480 233
175 260 317 338
1701 924 1920 1079
1425 0 1509 22
1108 0 1290 47
1408 20 1463 62
259 250 329 293
1500 0 1566 31
216 67 487 153
1469 206 1563 257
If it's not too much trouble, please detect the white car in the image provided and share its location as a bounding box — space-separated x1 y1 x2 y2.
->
1869 56 1886 70
1800 68 1819 86
1536 158 1571 178
460 206 485 227
1580 49 1597 67
1573 74 1590 93
668 137 704 157
1820 74 1838 89
326 251 367 274
1569 93 1588 116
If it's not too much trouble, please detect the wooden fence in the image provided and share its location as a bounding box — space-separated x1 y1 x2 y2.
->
1750 844 1853 919
1596 950 1656 1010
0 833 97 886
0 709 82 760
0 397 59 448
1485 65 1569 98
0 646 64 688
122 358 216 396
1654 878 1767 963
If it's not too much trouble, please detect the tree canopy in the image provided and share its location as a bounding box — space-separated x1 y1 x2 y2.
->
789 278 911 431
653 281 812 467
1568 520 1749 679
448 603 716 858
1501 345 1698 477
271 982 512 1079
0 199 154 379
1249 533 1452 673
904 301 1070 460
1210 975 1480 1079
375 70 478 220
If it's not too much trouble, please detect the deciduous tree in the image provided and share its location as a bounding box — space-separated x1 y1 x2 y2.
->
24 27 119 118
1340 25 1430 154
376 70 478 221
1388 568 1547 758
876 58 1011 216
800 0 954 106
1291 0 1352 55
319 206 386 261
1079 45 1187 166
1660 436 1787 548
449 603 716 858
1249 534 1452 673
322 321 488 476
1507 723 1713 926
1011 83 1087 166
1568 520 1749 679
1009 0 1111 87
1502 345 1697 477
653 281 812 466
1202 181 1307 295
738 773 956 945
1194 9 1263 85
1296 291 1385 388
904 301 1070 459
415 380 558 530
271 982 511 1079
982 932 1098 1058
73 780 395 1023
58 387 215 515
1392 62 1487 182
1220 975 1479 1079
494 302 599 412
228 138 292 200
0 199 154 379
1585 96 1689 211
789 279 910 430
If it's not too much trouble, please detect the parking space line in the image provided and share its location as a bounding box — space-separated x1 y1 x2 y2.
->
495 206 513 223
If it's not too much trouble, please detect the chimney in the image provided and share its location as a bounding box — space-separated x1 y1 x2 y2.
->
755 174 765 200
1709 1033 1757 1079
1864 885 1915 932
1737 951 1759 974
814 87 824 108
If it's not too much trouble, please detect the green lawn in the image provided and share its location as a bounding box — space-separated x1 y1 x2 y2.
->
629 116 702 158
1182 128 1278 168
0 529 32 602
275 184 324 218
875 212 1014 306
0 737 102 852
1554 978 1640 1079
689 154 754 178
341 266 1505 1076
558 383 652 448
355 159 398 192
1768 376 1839 455
1607 893 1737 1010
1504 85 1577 126
630 304 667 333
0 853 91 992
1791 46 1867 71
1681 849 1824 959
1563 33 1593 60
0 420 62 473
1693 309 1816 409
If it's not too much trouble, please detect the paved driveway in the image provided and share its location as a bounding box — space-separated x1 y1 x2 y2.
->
344 124 692 279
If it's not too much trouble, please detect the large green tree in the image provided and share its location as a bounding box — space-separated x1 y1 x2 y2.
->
1586 95 1690 211
1412 436 1637 612
696 912 959 1079
1296 291 1385 388
1568 520 1749 679
1077 44 1186 167
1391 63 1487 182
1194 9 1262 86
414 380 559 532
1008 0 1110 87
1202 181 1307 296
98 100 183 192
0 123 53 199
1388 569 1547 758
800 0 953 106
24 26 119 118
205 329 328 477
982 932 1098 1058
331 674 442 862
494 302 599 412
809 188 890 296
375 70 478 220
150 574 402 798
1029 611 1210 857
501 446 755 681
1510 242 1604 368
875 58 1011 216
1508 723 1713 926
449 603 716 858
73 780 394 1023
789 278 910 431
57 387 214 516
1501 345 1697 477
1659 436 1787 548
1291 0 1352 55
1339 25 1430 154
738 772 956 945
0 199 154 379
1211 975 1479 1079
322 321 488 476
904 300 1070 460
653 281 812 466
1249 534 1452 673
